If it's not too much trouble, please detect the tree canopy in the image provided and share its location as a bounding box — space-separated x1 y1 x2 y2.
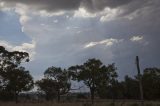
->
69 58 117 104
0 46 33 102
36 66 71 102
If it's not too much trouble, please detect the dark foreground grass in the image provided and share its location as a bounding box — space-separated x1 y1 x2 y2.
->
0 101 160 106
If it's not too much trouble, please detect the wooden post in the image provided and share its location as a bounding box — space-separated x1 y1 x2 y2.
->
136 56 144 106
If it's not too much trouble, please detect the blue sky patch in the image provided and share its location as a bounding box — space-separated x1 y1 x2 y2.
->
0 11 31 44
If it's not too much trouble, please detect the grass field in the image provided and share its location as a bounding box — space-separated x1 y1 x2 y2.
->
0 101 160 106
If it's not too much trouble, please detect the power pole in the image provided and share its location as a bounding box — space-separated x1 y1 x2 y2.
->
136 56 144 106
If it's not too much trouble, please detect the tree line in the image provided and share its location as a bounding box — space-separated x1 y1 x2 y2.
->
0 46 160 103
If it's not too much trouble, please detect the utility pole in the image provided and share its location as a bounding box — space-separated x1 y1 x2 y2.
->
136 56 144 106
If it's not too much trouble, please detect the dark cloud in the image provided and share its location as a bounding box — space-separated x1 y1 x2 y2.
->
1 0 81 11
81 0 134 12
1 0 159 23
1 0 153 14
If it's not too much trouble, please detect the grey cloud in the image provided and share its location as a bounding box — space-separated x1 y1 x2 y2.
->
1 0 133 10
81 0 133 12
1 0 154 15
1 0 81 12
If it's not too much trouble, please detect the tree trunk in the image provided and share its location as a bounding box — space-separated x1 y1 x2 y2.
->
57 89 60 102
90 88 95 104
15 92 18 103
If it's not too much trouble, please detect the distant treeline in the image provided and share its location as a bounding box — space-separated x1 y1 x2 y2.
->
0 46 160 103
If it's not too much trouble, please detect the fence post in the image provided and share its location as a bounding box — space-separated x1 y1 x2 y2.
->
136 56 144 106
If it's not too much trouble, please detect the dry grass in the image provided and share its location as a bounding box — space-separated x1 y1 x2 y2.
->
0 101 160 106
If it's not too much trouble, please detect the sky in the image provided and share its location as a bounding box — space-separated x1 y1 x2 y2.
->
0 0 160 82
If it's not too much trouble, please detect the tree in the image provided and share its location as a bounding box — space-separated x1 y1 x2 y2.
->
122 76 139 99
142 68 160 100
97 80 124 99
37 67 71 102
36 78 57 101
112 68 160 100
0 46 29 70
0 46 29 77
69 58 117 104
96 64 118 99
2 67 33 102
0 46 32 102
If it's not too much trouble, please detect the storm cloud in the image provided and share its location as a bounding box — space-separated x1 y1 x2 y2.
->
0 0 157 14
0 0 132 11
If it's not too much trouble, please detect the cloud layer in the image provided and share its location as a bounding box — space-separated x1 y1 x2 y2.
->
1 0 159 17
0 0 133 12
1 0 160 23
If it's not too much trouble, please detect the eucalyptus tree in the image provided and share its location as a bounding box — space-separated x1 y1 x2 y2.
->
4 67 33 102
0 46 33 102
69 58 117 104
36 78 57 101
37 66 71 102
142 68 160 99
